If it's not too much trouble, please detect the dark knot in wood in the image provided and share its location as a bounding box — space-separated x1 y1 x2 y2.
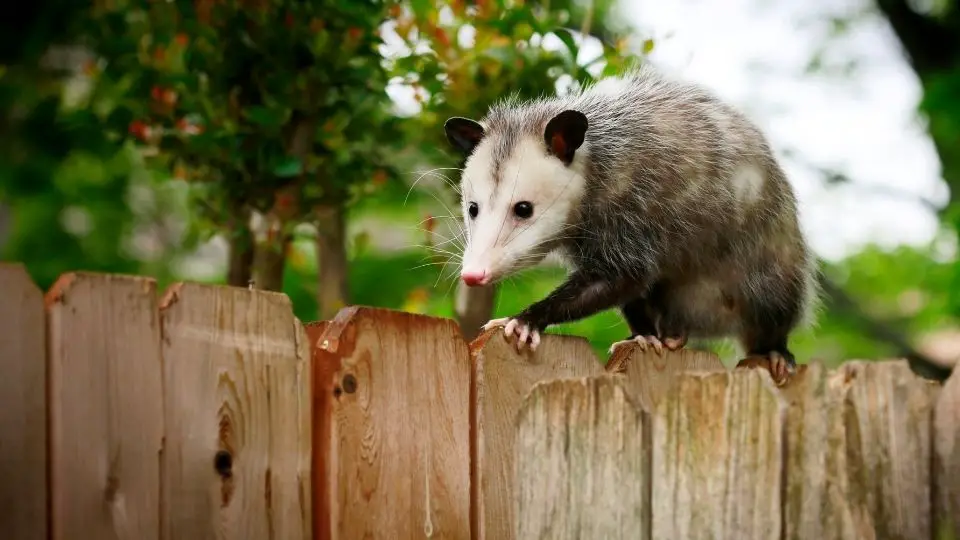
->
342 374 357 394
214 450 233 478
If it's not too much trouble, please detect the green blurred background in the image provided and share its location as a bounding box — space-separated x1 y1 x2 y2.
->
2 0 959 373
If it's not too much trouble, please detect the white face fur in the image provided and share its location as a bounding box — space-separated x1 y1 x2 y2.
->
459 135 588 285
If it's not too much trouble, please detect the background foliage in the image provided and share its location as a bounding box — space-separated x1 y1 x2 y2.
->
2 0 958 372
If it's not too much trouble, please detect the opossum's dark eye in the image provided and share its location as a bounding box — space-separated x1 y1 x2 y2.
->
513 201 533 219
468 202 479 219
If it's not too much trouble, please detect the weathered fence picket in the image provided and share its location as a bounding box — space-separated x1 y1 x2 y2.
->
471 328 604 540
46 272 165 540
159 283 312 540
651 369 786 539
935 365 960 538
0 264 47 540
1 265 957 540
514 376 647 540
310 307 472 540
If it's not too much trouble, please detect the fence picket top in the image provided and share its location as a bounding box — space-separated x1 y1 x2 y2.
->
832 359 940 540
45 270 164 540
651 368 786 540
314 305 464 357
935 365 960 538
158 280 311 540
470 328 604 540
607 344 725 411
311 305 472 539
469 326 602 365
779 361 861 540
515 375 648 540
160 279 293 310
0 263 48 540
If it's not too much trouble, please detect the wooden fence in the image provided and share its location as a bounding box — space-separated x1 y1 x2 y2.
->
1 263 958 540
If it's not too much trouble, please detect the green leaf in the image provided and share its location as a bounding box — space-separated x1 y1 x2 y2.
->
642 38 655 54
243 106 290 129
409 0 434 21
273 157 303 177
552 28 580 60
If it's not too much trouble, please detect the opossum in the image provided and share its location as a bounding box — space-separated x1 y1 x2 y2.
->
443 66 819 379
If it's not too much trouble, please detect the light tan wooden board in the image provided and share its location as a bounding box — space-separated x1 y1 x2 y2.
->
935 365 960 538
651 369 785 540
0 264 47 540
607 343 725 410
160 283 311 540
780 362 858 540
313 307 471 539
472 329 604 540
46 272 164 540
515 375 647 540
836 361 940 540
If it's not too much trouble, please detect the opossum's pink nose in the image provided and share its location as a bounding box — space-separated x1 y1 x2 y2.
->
461 270 489 287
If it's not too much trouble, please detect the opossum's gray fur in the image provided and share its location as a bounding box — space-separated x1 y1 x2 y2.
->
462 64 820 358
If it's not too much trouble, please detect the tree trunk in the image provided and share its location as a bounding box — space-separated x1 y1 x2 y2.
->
315 204 349 320
455 282 497 342
252 216 288 291
225 204 253 287
0 202 11 254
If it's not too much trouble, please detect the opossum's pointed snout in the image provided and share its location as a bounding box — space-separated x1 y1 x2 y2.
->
460 269 490 287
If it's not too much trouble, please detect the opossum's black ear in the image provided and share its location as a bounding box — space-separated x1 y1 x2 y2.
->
444 117 485 155
544 110 588 165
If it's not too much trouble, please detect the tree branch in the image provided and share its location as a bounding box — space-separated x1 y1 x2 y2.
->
875 0 959 74
818 273 952 381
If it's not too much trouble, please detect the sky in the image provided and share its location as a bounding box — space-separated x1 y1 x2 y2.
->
612 0 949 261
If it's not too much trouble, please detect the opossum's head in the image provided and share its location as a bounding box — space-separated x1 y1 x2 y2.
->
444 109 589 287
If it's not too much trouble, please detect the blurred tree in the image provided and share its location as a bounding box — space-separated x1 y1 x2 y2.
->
390 0 644 339
797 0 960 378
0 0 170 288
871 0 960 318
88 0 406 319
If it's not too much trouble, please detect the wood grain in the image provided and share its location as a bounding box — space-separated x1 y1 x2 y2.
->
935 366 960 538
46 272 164 540
313 307 471 539
780 362 855 540
606 343 725 411
515 375 647 540
471 328 604 540
304 320 330 540
0 264 47 540
651 369 786 540
159 283 312 540
835 360 940 540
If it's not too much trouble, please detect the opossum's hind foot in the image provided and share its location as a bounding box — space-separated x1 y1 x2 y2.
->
767 350 797 383
739 349 797 386
662 335 688 351
482 317 542 352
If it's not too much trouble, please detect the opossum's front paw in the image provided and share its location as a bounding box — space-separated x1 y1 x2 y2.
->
482 316 541 352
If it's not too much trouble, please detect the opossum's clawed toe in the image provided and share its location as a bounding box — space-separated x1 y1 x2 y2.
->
481 317 512 331
608 335 666 356
482 316 542 352
515 323 541 352
767 351 797 384
662 335 688 351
